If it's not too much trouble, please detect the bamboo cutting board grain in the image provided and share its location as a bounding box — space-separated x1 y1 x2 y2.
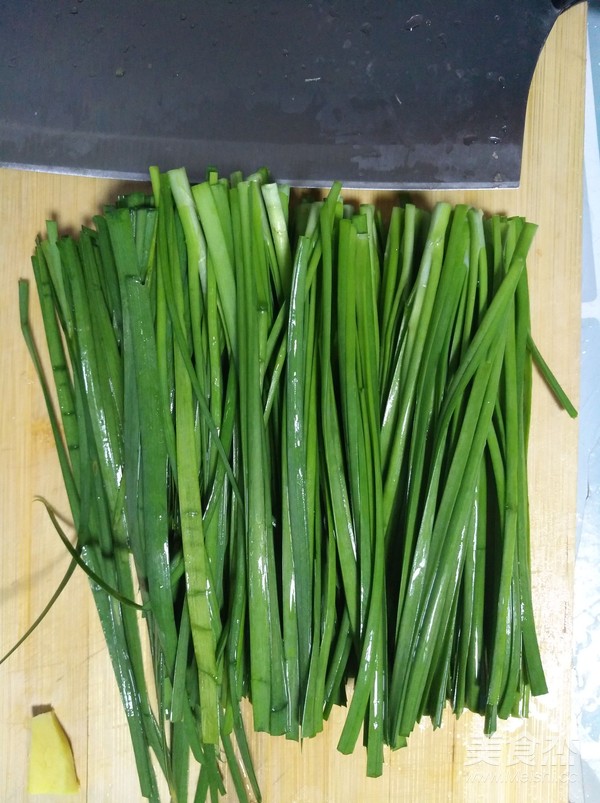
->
0 6 586 801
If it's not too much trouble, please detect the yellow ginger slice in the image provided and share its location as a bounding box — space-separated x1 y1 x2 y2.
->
28 710 80 794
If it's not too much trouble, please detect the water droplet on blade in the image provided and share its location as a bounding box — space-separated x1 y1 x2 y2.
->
405 14 424 31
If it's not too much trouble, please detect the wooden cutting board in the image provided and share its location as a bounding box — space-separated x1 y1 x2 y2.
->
0 6 586 801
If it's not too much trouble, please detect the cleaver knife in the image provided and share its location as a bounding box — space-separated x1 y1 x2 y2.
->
0 0 585 189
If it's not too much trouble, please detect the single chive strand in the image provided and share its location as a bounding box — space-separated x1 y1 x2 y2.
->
465 466 488 715
280 426 301 739
319 202 359 638
452 475 484 717
30 251 80 477
206 254 224 485
174 303 221 744
34 496 146 611
192 179 238 361
203 368 238 532
309 518 338 736
262 181 292 298
358 230 387 776
338 228 386 760
0 557 77 667
286 234 314 699
337 219 369 634
379 205 403 393
236 179 283 733
226 427 249 707
300 286 323 739
41 219 72 335
527 334 578 418
323 608 353 719
497 567 523 720
322 374 359 634
154 244 179 484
